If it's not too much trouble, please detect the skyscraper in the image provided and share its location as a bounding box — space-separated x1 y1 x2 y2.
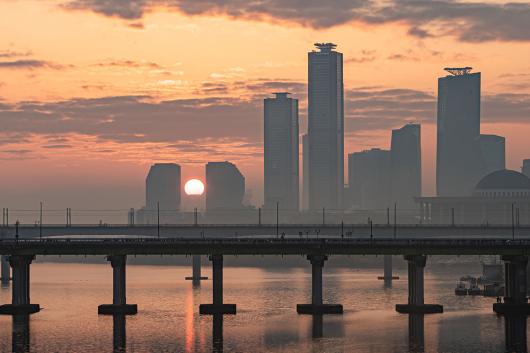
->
264 92 299 210
436 67 481 196
477 134 505 176
523 159 530 178
205 161 245 211
145 163 181 211
348 149 391 210
302 133 309 210
308 42 344 210
391 124 422 209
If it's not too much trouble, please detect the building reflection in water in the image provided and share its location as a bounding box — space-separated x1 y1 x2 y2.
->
12 315 30 353
113 315 126 353
312 315 323 339
408 314 424 353
504 314 527 353
212 314 223 353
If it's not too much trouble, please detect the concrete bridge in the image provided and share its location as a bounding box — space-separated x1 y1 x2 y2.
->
2 223 530 239
0 236 529 322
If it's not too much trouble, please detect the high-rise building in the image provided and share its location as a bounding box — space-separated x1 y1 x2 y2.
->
264 93 299 210
348 149 391 210
302 133 309 210
523 159 530 178
436 67 481 196
205 161 245 211
390 124 422 210
308 42 344 210
477 134 505 176
145 163 181 211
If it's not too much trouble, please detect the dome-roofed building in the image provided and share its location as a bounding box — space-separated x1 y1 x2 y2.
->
416 169 530 225
474 170 530 197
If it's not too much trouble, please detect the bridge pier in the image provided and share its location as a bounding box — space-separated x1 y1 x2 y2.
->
185 255 208 284
98 255 137 315
0 255 40 315
1 255 10 285
494 255 530 315
396 255 442 314
199 254 236 315
297 255 343 315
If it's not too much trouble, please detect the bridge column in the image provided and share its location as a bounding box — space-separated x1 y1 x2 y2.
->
494 255 530 315
185 255 208 284
297 255 343 314
199 254 236 315
1 255 10 285
0 255 40 315
98 255 137 315
396 255 443 314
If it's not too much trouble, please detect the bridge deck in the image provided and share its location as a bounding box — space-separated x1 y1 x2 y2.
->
0 238 529 256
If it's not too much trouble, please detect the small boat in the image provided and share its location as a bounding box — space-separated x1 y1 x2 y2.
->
468 282 483 296
455 282 468 295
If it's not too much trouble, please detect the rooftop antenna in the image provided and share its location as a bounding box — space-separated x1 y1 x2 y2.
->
444 67 473 76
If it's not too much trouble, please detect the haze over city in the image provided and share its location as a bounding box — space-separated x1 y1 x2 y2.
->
1 0 530 210
2 2 530 353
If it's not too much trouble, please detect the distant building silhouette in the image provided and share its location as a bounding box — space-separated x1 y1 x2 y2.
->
477 134 505 176
137 163 181 224
302 133 309 210
264 93 299 211
348 148 391 210
308 43 344 210
437 68 482 196
391 124 422 210
206 161 245 211
418 170 530 225
522 159 530 178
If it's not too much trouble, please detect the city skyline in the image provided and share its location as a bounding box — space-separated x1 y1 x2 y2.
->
1 1 530 210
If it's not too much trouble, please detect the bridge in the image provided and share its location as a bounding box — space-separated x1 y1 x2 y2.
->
0 235 529 322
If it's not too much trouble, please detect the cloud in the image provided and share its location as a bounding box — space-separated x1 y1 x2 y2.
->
0 59 66 70
94 59 161 68
345 50 376 64
0 50 32 58
60 0 530 42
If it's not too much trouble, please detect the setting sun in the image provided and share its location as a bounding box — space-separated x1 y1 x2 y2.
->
184 179 205 196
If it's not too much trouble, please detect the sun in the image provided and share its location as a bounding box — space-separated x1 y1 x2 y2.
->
184 179 205 196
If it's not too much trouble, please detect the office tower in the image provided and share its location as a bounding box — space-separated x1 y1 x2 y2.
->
264 92 299 211
348 149 391 209
205 161 245 210
436 67 481 196
523 159 530 178
145 163 181 211
302 134 309 210
308 42 344 210
390 124 422 210
477 134 505 176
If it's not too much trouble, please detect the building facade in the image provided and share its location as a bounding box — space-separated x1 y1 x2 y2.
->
477 134 505 176
302 133 309 210
348 149 391 210
264 93 299 211
390 124 422 210
522 159 530 178
205 161 245 211
436 68 482 196
308 43 344 210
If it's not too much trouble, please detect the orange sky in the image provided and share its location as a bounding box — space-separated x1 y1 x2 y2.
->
1 0 529 212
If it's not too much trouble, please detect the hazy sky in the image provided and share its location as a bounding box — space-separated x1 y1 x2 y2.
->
1 0 530 211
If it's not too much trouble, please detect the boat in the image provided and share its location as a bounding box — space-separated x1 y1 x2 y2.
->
468 281 483 296
455 282 468 295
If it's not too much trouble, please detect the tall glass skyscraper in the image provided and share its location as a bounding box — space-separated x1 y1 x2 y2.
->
436 68 481 196
263 92 299 210
205 161 245 211
145 163 181 211
308 43 344 210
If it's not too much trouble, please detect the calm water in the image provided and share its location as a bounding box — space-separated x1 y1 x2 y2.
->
0 261 518 352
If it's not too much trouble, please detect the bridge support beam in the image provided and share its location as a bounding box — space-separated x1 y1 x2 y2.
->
185 255 208 284
494 255 530 315
1 255 10 285
98 255 137 315
396 255 442 314
0 255 40 315
297 255 343 315
199 255 236 315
